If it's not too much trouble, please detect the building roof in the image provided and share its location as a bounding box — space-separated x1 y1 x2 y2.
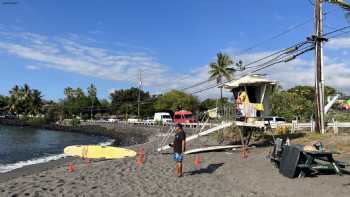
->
223 74 276 89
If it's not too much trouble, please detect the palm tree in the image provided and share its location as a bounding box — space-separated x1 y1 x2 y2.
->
30 89 43 115
75 88 85 98
8 85 21 115
21 84 32 115
87 83 97 120
208 52 235 106
22 84 31 99
64 87 74 99
327 0 350 18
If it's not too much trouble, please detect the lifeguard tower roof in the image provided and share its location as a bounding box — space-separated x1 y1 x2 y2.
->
223 74 276 89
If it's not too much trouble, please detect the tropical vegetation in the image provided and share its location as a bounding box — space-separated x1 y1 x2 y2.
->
208 52 235 104
0 81 349 124
270 85 342 121
6 84 43 116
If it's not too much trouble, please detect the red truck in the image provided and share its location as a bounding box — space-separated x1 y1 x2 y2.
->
173 110 197 124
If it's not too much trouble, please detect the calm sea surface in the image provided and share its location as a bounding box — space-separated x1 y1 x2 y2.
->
0 125 109 166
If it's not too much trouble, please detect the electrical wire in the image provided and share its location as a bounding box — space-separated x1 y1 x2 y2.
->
323 25 350 36
187 45 315 95
238 20 312 55
327 29 350 39
177 19 315 92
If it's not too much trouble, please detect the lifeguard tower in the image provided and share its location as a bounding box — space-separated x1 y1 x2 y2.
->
157 74 277 153
223 74 277 122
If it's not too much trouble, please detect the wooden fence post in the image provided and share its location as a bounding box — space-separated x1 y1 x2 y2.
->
333 119 339 135
291 120 297 133
311 120 314 133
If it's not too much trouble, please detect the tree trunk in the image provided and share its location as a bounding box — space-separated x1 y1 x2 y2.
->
220 87 223 116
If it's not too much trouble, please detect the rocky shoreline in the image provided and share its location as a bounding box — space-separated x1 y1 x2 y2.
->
0 118 162 146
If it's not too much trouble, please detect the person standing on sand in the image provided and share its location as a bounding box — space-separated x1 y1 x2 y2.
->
169 124 186 177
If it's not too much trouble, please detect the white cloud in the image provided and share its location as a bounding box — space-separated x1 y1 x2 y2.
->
26 65 40 70
223 48 350 94
2 29 349 100
0 30 213 98
327 36 350 50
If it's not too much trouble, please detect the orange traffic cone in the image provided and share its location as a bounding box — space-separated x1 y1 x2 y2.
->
194 154 201 169
68 162 75 173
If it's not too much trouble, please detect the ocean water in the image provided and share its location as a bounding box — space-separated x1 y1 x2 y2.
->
0 125 112 173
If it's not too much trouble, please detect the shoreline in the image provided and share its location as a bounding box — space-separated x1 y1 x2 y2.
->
0 118 163 146
0 124 192 183
0 135 349 196
0 120 172 182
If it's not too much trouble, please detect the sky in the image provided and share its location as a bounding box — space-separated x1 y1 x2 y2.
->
0 0 350 101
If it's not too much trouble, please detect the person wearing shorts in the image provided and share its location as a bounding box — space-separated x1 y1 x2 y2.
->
169 124 186 177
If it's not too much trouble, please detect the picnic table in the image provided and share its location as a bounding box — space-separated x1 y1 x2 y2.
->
297 150 344 177
270 142 348 178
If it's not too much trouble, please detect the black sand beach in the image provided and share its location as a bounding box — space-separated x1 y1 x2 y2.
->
0 132 349 197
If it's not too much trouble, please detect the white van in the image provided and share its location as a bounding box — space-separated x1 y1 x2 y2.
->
154 112 173 124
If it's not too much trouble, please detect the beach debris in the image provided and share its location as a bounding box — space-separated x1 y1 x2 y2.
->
136 147 145 167
67 162 75 173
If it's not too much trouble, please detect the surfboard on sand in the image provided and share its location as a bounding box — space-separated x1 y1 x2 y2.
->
64 145 137 159
184 145 243 155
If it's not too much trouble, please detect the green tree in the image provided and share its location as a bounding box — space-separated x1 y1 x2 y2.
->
64 87 74 99
154 90 199 112
30 89 43 115
0 95 9 110
208 52 235 106
110 87 154 118
7 84 43 116
270 90 313 121
8 85 22 115
199 98 218 112
43 101 65 123
62 87 90 119
87 83 98 120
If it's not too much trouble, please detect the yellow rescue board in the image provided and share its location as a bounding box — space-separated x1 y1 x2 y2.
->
64 145 136 159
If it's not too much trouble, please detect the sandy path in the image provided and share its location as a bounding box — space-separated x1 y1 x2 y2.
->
0 141 349 197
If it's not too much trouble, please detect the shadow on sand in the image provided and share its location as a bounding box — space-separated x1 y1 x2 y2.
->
185 163 224 176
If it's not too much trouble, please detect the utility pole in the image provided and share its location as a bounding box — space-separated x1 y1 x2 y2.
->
137 70 142 120
314 0 326 134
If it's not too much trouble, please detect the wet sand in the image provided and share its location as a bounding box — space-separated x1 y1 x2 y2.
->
0 136 349 197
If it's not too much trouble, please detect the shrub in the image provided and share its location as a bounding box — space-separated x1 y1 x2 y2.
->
275 125 291 135
71 118 81 127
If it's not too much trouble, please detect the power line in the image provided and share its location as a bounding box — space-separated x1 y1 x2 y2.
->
180 41 310 92
323 25 350 36
188 45 315 95
327 29 350 39
178 18 315 92
185 42 313 95
238 20 312 55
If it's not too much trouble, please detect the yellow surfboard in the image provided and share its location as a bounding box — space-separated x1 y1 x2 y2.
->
64 145 136 159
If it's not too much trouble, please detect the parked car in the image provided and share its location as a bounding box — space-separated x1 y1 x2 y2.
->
108 118 118 122
153 112 173 124
127 118 139 123
144 118 155 123
173 110 196 124
264 116 286 125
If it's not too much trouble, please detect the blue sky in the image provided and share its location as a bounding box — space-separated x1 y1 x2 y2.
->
0 0 349 100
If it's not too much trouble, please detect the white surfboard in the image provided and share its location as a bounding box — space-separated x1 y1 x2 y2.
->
184 145 243 155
